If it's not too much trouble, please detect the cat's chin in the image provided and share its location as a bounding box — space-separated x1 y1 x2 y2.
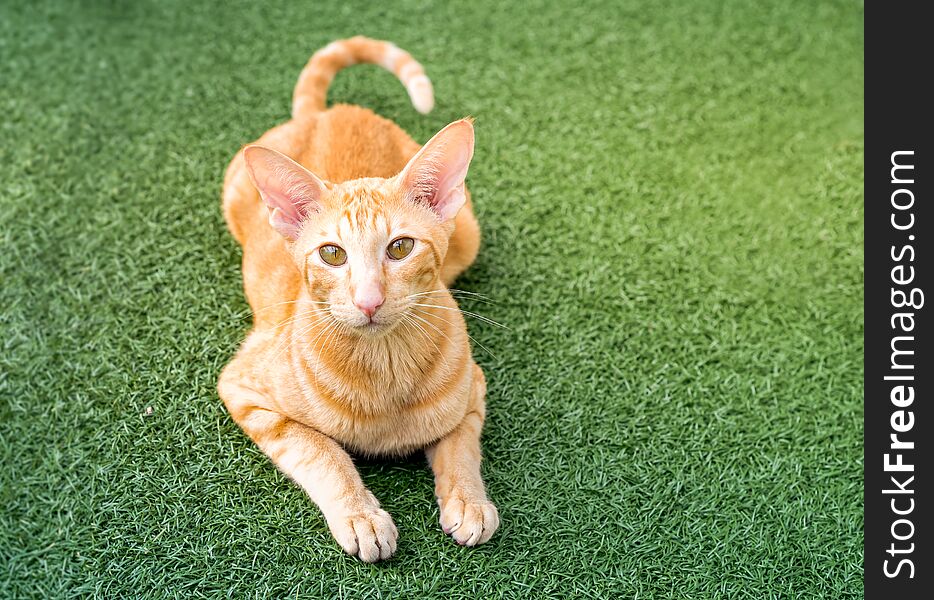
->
347 320 395 337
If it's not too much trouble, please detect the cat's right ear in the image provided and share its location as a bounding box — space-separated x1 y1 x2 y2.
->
242 145 327 240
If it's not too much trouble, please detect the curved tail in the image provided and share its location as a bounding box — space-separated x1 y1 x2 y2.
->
292 36 434 119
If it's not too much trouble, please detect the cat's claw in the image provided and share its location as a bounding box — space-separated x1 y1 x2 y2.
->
438 497 499 546
328 508 398 562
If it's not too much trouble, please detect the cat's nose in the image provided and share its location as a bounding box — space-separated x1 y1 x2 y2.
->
353 288 385 319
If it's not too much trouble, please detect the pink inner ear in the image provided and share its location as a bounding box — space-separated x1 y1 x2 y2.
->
251 168 304 223
267 207 302 241
242 145 326 239
399 119 474 221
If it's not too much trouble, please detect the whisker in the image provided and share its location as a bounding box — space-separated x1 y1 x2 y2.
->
406 311 454 347
267 312 330 367
272 308 333 330
285 316 336 376
406 289 494 304
313 320 345 389
409 302 508 329
444 289 495 303
230 306 284 322
409 309 498 361
234 299 333 318
230 299 335 324
401 313 447 370
410 307 499 360
415 287 491 298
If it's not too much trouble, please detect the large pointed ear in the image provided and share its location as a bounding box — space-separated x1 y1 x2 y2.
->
242 145 327 240
396 119 474 221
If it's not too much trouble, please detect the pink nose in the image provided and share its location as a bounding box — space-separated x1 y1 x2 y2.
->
353 290 385 319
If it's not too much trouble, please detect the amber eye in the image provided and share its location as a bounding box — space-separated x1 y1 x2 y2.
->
318 244 347 266
387 237 415 260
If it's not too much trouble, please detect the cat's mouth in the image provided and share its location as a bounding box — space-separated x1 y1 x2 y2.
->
336 306 404 335
350 318 392 335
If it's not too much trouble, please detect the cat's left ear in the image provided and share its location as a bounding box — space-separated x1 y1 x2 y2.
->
242 145 327 240
396 118 474 221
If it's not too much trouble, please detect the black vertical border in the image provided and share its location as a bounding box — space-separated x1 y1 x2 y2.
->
865 3 931 598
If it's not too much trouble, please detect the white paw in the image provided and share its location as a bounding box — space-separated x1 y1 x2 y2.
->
328 508 398 562
439 497 500 546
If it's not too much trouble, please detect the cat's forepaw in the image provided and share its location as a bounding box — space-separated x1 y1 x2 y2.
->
328 508 398 562
438 497 499 546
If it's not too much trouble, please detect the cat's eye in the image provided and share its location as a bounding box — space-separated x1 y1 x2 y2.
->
318 244 347 266
387 237 415 260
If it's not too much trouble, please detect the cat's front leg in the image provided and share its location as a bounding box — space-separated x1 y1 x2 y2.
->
425 364 500 546
218 373 397 562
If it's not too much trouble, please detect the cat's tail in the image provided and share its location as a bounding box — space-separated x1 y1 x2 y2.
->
292 36 434 118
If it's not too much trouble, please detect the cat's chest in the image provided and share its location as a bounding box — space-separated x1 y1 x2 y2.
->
283 348 472 454
310 393 467 455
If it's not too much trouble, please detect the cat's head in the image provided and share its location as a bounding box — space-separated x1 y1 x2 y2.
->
243 119 474 335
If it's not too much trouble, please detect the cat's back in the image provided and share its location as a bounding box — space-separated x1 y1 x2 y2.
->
292 104 421 182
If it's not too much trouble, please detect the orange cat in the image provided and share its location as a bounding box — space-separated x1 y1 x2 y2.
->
217 36 498 562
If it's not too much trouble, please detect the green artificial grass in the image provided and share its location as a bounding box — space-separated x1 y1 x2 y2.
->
0 0 863 597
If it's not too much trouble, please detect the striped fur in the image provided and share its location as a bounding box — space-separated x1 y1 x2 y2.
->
217 38 496 562
292 35 434 118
